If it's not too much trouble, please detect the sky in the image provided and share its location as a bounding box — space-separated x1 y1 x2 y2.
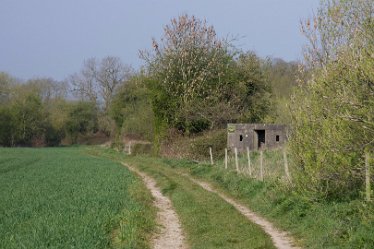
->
0 0 319 81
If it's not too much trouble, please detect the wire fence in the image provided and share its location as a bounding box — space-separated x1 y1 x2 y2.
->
209 147 292 183
207 147 372 202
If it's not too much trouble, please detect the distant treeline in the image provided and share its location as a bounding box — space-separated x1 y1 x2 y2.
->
0 24 299 147
0 75 97 146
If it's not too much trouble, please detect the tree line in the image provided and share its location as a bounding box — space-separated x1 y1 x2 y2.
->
0 74 95 146
1 0 372 201
0 15 298 148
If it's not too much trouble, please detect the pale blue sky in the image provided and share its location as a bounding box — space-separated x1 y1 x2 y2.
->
0 0 319 81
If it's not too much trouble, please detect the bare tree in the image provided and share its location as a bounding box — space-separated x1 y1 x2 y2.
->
97 57 130 112
0 72 16 104
301 0 374 69
27 78 68 103
70 58 98 104
70 56 132 112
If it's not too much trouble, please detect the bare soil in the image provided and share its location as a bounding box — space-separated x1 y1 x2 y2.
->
184 174 301 249
123 163 188 249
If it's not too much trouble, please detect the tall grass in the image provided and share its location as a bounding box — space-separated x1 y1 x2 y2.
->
211 148 290 182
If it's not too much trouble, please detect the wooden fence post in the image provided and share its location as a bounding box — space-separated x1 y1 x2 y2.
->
235 148 239 173
260 150 264 181
209 147 214 165
128 143 131 155
246 147 252 177
365 151 371 202
283 148 291 182
225 148 228 170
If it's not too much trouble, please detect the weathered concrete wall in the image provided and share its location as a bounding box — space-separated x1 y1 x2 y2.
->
227 123 287 152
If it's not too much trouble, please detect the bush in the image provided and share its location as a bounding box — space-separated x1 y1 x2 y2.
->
289 0 373 201
132 143 153 156
290 54 373 200
189 129 226 161
0 107 14 146
44 124 64 146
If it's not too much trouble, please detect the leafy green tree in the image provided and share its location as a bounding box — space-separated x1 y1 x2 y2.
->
65 102 98 144
141 15 272 136
43 98 71 146
110 72 154 141
290 0 374 200
24 78 69 146
186 52 273 129
0 107 14 146
261 58 300 124
233 52 273 123
263 58 298 98
10 86 45 146
0 72 16 146
141 14 236 134
0 74 92 147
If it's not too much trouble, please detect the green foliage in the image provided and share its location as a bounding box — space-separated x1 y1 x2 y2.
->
190 129 227 160
65 101 98 144
145 155 374 248
0 77 78 147
232 52 273 123
0 107 14 146
45 99 71 146
142 15 273 136
9 87 45 146
43 123 64 146
290 0 374 200
142 14 233 133
110 73 154 141
290 57 373 199
132 143 153 156
262 58 300 124
0 74 108 147
69 57 132 138
0 147 155 249
263 58 299 99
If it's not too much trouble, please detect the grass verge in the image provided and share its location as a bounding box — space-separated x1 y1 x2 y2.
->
153 156 374 249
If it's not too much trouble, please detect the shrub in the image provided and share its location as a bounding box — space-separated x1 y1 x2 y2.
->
289 0 373 200
132 143 153 156
189 129 226 161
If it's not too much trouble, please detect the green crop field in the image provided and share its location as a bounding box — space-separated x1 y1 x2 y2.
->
0 147 154 249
